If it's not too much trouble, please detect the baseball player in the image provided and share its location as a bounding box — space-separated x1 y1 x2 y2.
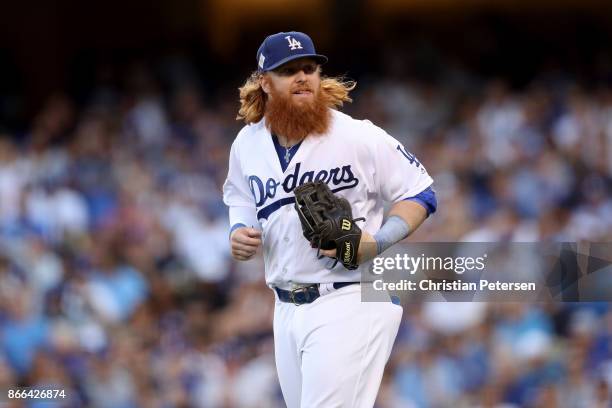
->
223 31 436 408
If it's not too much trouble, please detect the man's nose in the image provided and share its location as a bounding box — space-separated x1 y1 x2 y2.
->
295 69 307 82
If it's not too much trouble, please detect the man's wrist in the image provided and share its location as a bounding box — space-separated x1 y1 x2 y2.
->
373 216 411 255
229 223 247 239
358 231 377 264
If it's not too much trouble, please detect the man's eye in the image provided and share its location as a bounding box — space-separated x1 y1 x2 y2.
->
277 64 316 76
303 65 316 74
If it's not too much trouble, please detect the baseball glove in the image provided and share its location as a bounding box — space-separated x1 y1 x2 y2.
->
293 181 365 270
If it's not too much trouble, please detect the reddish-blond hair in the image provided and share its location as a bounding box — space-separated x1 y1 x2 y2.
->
236 71 356 124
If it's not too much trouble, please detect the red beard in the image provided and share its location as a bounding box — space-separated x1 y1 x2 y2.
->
265 83 331 144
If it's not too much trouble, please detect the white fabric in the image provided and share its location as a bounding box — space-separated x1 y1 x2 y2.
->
229 205 259 229
273 284 402 408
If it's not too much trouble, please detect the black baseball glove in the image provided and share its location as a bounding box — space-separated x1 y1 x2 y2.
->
293 181 365 270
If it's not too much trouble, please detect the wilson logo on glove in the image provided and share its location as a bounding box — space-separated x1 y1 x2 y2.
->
343 242 353 264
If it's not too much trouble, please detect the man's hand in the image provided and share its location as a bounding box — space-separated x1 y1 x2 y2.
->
320 231 377 264
230 227 262 261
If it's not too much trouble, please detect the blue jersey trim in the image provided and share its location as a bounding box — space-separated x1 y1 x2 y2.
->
272 134 302 172
229 223 247 238
256 183 357 220
257 197 296 220
404 186 437 216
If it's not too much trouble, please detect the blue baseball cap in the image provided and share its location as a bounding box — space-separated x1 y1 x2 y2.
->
256 31 328 72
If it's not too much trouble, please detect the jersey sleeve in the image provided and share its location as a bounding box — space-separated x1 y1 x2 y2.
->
371 125 434 203
404 185 437 216
223 138 258 227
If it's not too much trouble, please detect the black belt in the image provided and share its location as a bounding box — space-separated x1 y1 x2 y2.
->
275 282 359 305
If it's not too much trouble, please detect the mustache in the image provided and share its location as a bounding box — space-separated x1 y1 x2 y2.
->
290 85 314 93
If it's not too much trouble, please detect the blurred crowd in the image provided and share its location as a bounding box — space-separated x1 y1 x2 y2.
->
0 54 611 407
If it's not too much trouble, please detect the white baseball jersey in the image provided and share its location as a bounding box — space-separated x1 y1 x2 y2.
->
223 109 433 289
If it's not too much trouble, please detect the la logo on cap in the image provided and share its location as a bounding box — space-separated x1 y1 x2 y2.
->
285 36 303 50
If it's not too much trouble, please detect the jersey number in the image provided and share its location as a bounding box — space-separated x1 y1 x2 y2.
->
396 145 421 168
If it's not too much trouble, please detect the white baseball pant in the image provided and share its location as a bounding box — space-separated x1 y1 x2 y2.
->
273 283 403 408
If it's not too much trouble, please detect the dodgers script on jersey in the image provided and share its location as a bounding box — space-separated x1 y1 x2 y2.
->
223 109 433 289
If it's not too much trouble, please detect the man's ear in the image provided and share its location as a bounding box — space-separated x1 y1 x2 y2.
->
260 74 271 95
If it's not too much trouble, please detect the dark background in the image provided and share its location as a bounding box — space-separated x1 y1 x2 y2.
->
1 0 611 129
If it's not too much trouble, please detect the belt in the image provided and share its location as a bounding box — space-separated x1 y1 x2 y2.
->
275 282 359 305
